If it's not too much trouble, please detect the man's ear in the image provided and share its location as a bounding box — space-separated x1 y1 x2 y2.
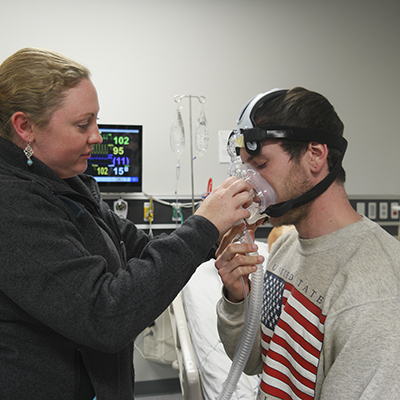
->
11 112 34 143
308 142 328 173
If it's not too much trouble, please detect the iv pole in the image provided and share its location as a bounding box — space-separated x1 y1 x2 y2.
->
173 95 206 214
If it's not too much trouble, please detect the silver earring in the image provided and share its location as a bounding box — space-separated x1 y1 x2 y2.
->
24 141 34 166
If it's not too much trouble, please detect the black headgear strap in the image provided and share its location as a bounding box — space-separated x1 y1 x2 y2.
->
241 125 348 218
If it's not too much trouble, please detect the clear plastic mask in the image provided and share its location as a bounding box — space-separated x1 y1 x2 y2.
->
227 131 276 224
243 164 276 224
240 164 276 224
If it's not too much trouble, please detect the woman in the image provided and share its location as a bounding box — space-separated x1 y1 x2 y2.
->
0 48 252 399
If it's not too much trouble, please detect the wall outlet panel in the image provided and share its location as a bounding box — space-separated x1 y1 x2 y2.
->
368 202 377 220
349 198 400 222
379 202 388 219
391 203 400 219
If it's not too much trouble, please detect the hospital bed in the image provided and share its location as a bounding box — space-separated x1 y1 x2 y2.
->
168 241 270 400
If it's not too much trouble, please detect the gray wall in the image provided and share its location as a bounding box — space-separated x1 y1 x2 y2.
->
2 0 400 198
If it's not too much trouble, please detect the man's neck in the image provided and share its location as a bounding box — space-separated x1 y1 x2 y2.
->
295 183 361 239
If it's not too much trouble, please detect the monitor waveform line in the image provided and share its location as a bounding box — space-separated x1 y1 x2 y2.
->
93 144 110 155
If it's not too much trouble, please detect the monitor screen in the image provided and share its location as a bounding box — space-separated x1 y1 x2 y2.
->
85 124 143 192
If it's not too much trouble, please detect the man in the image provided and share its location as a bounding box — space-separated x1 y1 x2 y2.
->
216 87 400 400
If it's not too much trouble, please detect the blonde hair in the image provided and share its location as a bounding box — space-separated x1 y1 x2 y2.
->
0 48 90 141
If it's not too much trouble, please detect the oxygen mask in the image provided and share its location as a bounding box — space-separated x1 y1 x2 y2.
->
227 130 276 224
240 163 276 224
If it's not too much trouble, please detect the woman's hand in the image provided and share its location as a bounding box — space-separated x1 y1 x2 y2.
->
195 177 252 240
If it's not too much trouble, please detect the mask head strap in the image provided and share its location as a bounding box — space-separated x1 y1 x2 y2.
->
265 138 347 217
241 126 348 218
242 125 347 157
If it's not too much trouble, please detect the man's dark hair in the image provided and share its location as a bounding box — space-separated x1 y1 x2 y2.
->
254 87 346 183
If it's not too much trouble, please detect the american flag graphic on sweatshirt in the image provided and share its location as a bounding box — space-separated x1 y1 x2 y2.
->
260 271 326 400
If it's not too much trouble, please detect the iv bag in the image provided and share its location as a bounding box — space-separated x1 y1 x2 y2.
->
195 103 208 156
170 105 185 156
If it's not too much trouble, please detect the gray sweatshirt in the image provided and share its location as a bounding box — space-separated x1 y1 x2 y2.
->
217 217 400 399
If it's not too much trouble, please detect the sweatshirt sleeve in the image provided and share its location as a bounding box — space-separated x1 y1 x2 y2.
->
217 289 263 375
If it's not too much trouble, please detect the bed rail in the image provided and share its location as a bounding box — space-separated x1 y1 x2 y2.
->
168 292 204 400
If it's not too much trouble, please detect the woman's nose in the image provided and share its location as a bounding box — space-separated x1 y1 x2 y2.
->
90 125 103 144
